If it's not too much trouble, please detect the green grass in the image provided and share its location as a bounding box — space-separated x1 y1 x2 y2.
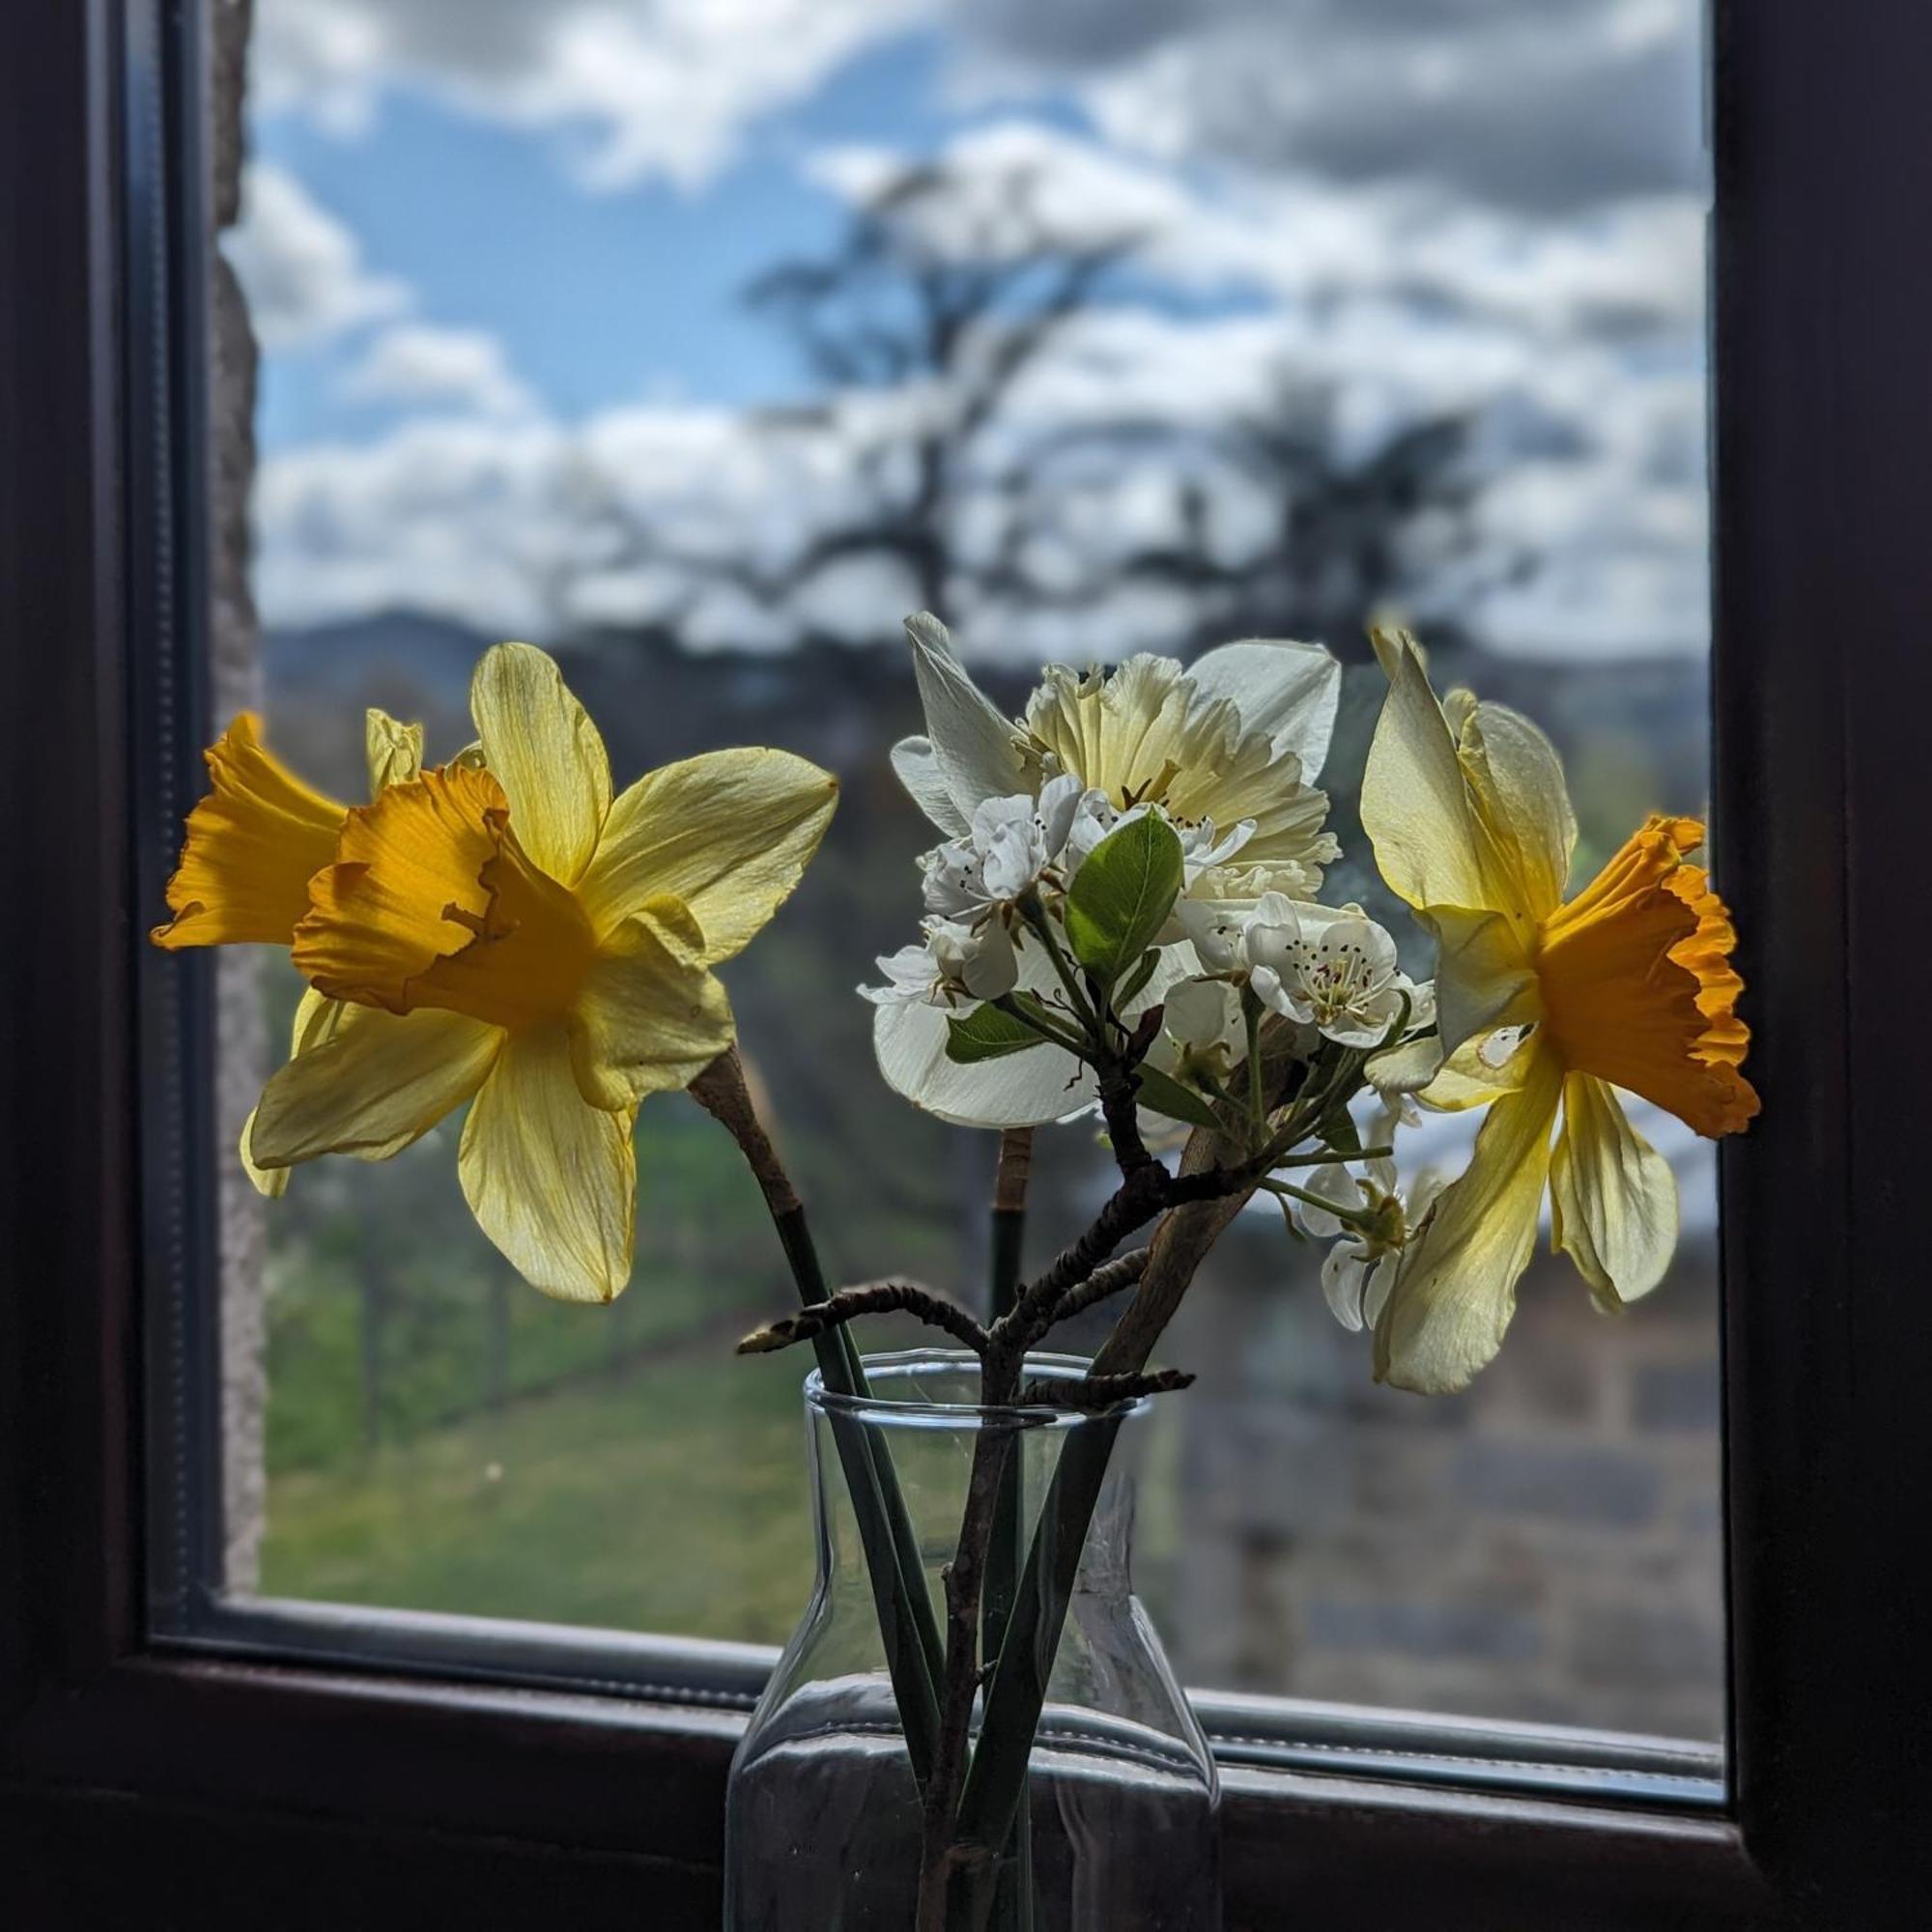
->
262 1346 818 1642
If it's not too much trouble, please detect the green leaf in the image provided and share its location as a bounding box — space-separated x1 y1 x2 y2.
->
1133 1065 1226 1133
1065 814 1185 986
946 1004 1051 1065
1115 948 1162 1012
1318 1100 1363 1154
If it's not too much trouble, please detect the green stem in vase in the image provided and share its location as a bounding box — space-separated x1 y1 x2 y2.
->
952 1128 1273 1924
692 1052 945 1784
949 1410 1123 1927
774 1202 944 1784
982 1131 1036 1932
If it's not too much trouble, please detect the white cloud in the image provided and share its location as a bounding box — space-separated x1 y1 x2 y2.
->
222 161 409 348
957 0 1705 214
243 87 1708 666
253 0 929 190
254 291 1705 663
812 120 1703 343
253 415 567 634
249 0 1704 218
340 323 534 418
252 399 886 639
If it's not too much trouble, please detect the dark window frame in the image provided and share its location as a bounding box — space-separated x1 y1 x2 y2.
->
3 1 1925 1922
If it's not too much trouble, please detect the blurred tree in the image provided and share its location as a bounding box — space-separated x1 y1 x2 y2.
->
578 156 1142 639
1002 376 1520 664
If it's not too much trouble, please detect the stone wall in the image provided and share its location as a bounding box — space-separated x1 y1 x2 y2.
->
1156 1232 1723 1741
208 0 266 1591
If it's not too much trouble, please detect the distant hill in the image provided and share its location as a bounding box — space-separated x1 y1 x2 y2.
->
262 609 1708 824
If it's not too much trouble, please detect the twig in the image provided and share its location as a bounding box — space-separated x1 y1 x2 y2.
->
1018 1368 1194 1409
997 1151 1260 1354
738 1281 989 1356
993 1126 1034 1220
995 1161 1167 1352
1095 1065 1158 1177
1049 1249 1149 1324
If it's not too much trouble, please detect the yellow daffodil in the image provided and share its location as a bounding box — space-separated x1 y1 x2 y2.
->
220 705 444 1200
1360 629 1757 1394
154 642 837 1302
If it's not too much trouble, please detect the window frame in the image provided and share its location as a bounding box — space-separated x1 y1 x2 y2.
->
3 0 1924 1921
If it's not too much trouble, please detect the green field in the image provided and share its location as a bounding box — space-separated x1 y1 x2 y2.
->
254 1048 845 1641
263 1344 817 1641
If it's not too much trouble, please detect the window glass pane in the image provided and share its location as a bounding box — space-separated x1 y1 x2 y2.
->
206 0 1718 1740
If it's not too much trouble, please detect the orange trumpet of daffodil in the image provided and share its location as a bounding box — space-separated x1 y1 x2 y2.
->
154 642 837 1302
1360 629 1757 1394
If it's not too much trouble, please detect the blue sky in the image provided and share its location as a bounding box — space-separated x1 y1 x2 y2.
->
251 29 1071 446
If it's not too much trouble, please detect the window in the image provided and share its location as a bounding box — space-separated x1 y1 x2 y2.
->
4 3 1927 1925
196 0 1720 1747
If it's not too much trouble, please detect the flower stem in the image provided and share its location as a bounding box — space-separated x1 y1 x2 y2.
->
689 1051 946 1781
1242 992 1265 1134
1017 895 1102 1040
952 1137 1255 1918
992 993 1088 1058
1276 1145 1393 1167
1257 1175 1380 1231
772 1204 945 1782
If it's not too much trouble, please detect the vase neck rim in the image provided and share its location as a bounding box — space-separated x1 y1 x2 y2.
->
805 1348 1150 1433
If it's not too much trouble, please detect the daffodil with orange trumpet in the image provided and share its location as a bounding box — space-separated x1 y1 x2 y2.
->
155 641 837 1302
1359 628 1757 1392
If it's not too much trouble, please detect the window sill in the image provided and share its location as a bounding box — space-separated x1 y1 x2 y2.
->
4 1636 1772 1929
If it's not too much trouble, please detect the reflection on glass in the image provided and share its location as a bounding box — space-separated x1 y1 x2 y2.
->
216 0 1719 1740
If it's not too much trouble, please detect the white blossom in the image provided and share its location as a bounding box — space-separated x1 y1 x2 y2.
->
922 774 1085 921
1297 1122 1446 1334
893 613 1340 904
858 920 999 1007
1188 893 1419 1049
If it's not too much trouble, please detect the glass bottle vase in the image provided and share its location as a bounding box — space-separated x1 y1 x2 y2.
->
724 1349 1221 1931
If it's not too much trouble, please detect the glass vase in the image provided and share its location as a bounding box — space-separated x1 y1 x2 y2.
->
724 1349 1221 1931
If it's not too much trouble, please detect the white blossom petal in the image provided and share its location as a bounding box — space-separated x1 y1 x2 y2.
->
903 611 1032 825
1185 639 1342 781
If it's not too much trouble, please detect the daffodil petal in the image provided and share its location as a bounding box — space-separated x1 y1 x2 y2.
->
890 735 972 838
292 763 510 1011
903 611 1032 825
579 748 838 961
239 1107 291 1199
1430 906 1540 1060
364 709 425 797
152 715 348 951
567 912 735 1111
1549 1073 1678 1310
459 1026 636 1303
1184 639 1341 781
1362 630 1513 917
242 987 344 1197
1418 1033 1537 1112
1373 1048 1563 1393
469 641 611 887
242 989 435 1195
1454 698 1576 922
249 1006 501 1169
